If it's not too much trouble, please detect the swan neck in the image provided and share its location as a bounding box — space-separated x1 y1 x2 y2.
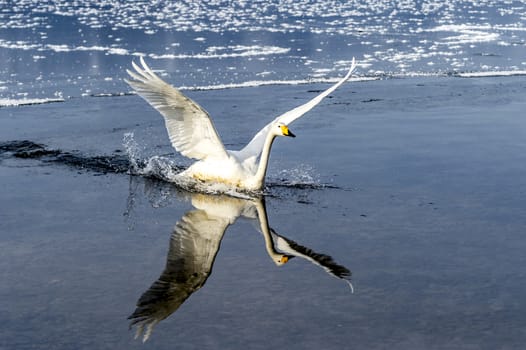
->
253 132 277 188
255 200 283 265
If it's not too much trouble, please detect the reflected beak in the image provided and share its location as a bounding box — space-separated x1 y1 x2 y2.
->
279 255 294 264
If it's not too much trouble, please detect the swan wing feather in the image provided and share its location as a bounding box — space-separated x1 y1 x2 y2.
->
128 208 230 341
126 57 228 161
270 228 352 281
234 58 357 161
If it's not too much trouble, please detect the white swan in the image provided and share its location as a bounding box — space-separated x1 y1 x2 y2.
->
126 57 357 192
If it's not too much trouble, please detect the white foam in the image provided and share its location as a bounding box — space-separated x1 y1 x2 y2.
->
45 44 131 55
427 24 499 45
3 1 526 86
4 1 526 41
427 24 493 33
178 76 377 91
149 45 290 59
0 38 132 56
0 97 65 107
1 38 288 61
456 70 526 78
0 39 39 50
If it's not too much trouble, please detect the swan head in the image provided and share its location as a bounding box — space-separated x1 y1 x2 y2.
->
273 254 294 266
275 123 296 138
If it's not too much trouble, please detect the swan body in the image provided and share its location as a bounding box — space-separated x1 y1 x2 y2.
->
126 57 357 192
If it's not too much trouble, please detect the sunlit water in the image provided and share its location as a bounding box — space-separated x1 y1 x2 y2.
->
2 0 526 103
2 1 526 349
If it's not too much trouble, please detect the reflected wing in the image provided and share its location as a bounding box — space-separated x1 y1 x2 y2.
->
270 228 352 282
129 209 231 342
126 57 228 161
234 58 357 161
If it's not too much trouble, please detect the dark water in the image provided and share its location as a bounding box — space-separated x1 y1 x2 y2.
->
2 76 526 349
2 1 526 349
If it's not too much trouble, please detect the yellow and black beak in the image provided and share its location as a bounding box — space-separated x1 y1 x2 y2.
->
277 255 294 265
280 125 296 138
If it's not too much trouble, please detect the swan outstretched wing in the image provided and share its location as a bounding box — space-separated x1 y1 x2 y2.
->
270 228 352 284
126 57 228 161
277 57 357 126
129 209 231 342
234 58 357 160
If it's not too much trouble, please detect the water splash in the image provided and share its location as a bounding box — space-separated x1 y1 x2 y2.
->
271 163 322 188
122 132 144 173
123 132 182 181
1 138 337 198
122 133 256 198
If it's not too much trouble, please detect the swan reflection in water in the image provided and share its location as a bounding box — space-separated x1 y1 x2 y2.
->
128 192 352 342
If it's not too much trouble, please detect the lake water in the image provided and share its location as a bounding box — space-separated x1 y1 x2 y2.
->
1 1 526 349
